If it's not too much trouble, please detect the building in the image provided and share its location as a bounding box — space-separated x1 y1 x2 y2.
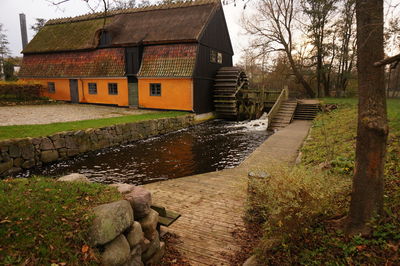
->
19 0 233 113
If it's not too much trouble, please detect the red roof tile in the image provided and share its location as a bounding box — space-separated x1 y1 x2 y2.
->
138 44 197 77
19 48 125 78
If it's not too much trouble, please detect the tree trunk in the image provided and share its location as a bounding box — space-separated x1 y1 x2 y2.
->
346 0 388 235
286 51 316 98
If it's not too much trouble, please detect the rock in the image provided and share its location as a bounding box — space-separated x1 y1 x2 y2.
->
66 149 79 157
58 173 90 183
110 183 136 194
124 187 152 219
40 138 55 150
145 241 165 265
141 238 151 252
124 245 143 266
138 210 159 240
126 221 144 248
65 136 78 149
90 200 134 246
141 231 160 262
9 145 21 158
21 144 35 160
1 152 10 162
13 158 23 167
243 255 261 266
248 170 271 179
0 160 13 174
21 159 35 169
53 138 65 149
8 167 22 175
40 150 59 163
101 234 131 266
31 138 42 145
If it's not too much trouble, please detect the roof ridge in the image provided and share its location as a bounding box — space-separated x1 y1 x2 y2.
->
46 0 220 25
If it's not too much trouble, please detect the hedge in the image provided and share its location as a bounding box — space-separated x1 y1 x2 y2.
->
0 83 44 100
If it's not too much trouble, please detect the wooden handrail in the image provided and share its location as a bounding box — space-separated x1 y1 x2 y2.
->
266 86 289 129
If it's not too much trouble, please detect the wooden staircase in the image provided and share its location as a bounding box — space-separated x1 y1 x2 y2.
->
294 102 320 120
269 100 298 129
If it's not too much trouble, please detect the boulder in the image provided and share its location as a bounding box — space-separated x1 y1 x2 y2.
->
141 231 160 262
124 187 152 219
58 173 90 183
40 138 55 151
66 149 79 157
21 159 35 169
21 144 35 160
40 150 59 163
123 245 143 266
0 160 13 174
101 235 131 266
126 221 144 248
9 145 21 158
53 138 66 149
139 210 159 241
145 241 165 265
13 158 23 167
90 200 134 246
243 255 262 266
141 238 151 253
110 183 136 194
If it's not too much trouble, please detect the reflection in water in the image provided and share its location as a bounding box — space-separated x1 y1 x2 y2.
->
23 119 271 185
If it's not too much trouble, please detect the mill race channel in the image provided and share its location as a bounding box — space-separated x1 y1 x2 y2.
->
21 118 271 185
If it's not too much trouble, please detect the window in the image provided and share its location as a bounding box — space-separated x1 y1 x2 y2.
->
108 83 118 95
217 52 223 64
210 50 217 63
210 49 223 64
150 83 161 96
88 83 97 94
99 30 112 47
48 82 55 93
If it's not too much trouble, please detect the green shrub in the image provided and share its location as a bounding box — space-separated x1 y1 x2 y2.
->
0 82 44 100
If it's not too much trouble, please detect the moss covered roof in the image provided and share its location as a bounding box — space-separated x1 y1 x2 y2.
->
22 0 219 54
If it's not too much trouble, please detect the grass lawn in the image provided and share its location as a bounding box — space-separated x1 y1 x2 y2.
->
0 177 122 265
249 98 400 264
0 111 187 140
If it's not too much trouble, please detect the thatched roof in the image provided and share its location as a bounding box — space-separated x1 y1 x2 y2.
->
22 0 220 54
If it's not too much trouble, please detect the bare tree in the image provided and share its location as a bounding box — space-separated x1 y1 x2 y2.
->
302 0 336 97
31 18 47 34
346 0 388 235
0 24 10 81
335 0 356 96
243 0 315 98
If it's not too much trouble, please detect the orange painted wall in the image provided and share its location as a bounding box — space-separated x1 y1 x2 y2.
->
22 78 129 106
22 78 71 101
138 78 193 111
79 79 128 106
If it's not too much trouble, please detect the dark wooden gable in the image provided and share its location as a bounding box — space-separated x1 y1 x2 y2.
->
198 5 233 55
192 5 234 114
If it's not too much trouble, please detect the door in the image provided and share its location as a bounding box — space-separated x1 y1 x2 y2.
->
128 77 138 107
69 79 79 103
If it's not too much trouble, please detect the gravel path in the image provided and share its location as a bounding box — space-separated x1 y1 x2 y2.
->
0 104 157 126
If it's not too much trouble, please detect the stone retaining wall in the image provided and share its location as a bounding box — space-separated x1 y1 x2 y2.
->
0 115 195 176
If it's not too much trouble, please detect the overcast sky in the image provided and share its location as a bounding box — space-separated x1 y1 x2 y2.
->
0 0 249 64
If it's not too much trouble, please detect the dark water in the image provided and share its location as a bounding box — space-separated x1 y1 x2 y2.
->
22 119 270 185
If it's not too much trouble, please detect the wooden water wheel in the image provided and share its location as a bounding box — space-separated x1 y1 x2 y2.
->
214 67 264 120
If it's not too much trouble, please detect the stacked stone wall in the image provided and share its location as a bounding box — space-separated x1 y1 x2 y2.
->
0 115 195 176
59 174 164 265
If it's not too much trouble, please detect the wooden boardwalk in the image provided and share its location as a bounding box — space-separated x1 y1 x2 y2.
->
144 120 312 265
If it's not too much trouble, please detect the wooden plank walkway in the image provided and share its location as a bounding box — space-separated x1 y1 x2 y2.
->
144 120 312 265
